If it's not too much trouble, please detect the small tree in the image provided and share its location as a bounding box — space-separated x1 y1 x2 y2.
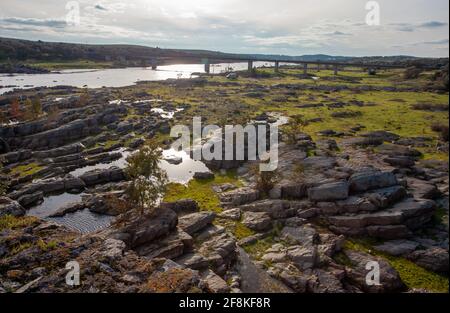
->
31 97 42 118
284 115 309 145
125 141 168 215
251 163 279 195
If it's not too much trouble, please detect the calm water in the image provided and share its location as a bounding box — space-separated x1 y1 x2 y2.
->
0 61 275 95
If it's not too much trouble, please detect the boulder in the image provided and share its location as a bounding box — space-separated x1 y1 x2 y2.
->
0 197 25 217
349 171 398 192
308 181 349 202
17 191 43 208
407 247 449 273
160 199 199 215
178 212 216 235
287 245 318 270
374 240 419 256
201 270 230 293
79 167 125 186
220 187 259 206
344 249 404 293
193 171 215 180
119 208 178 248
218 208 241 221
241 211 272 231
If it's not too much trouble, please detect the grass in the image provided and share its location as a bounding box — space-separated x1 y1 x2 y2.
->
164 170 242 213
0 215 37 231
10 162 44 178
242 236 276 258
343 239 449 293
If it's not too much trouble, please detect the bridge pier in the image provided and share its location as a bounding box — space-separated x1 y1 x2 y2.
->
303 63 308 74
151 58 158 70
334 65 338 75
248 61 254 72
204 63 211 74
316 64 321 72
274 61 279 73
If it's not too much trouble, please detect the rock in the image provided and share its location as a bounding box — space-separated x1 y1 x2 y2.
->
365 186 407 209
101 239 126 261
79 167 125 186
280 183 307 199
134 229 186 259
239 199 296 219
377 143 421 158
17 191 43 208
218 208 241 221
220 187 259 206
0 197 25 217
287 245 318 270
308 181 349 202
407 247 449 273
344 250 404 293
86 192 124 216
407 178 441 199
349 171 398 192
119 208 178 248
201 270 230 293
63 177 86 191
175 253 209 270
384 156 415 168
116 121 133 134
241 211 272 231
281 225 318 246
198 233 237 272
193 171 215 180
49 202 85 217
1 149 32 165
374 240 419 256
160 199 199 215
164 155 182 165
361 131 400 142
178 212 216 235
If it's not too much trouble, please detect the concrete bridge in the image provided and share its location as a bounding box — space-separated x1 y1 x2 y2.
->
148 55 435 75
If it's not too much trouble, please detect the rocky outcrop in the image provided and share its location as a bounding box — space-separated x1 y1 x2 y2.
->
79 167 125 186
178 212 216 235
308 181 349 202
0 197 25 217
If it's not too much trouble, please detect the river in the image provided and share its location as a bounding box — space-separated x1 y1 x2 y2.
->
0 61 276 95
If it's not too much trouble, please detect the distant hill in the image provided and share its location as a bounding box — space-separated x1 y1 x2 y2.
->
0 37 447 68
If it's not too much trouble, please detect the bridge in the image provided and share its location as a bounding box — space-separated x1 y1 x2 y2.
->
148 54 436 76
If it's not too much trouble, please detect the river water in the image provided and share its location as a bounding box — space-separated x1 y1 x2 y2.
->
0 61 275 95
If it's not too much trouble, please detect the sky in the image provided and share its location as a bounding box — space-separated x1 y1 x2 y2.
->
0 0 448 57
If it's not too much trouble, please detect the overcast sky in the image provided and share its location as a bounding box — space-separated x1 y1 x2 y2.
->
0 0 448 57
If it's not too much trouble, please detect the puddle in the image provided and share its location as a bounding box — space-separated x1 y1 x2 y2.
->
27 193 86 218
49 209 114 234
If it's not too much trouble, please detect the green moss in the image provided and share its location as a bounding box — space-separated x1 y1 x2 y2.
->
0 215 37 231
10 162 44 178
164 170 242 213
10 242 32 255
242 236 276 259
344 239 449 293
233 222 255 240
37 239 58 252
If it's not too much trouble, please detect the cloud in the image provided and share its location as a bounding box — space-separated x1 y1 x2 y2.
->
95 4 108 11
422 39 449 45
1 17 67 28
419 21 447 28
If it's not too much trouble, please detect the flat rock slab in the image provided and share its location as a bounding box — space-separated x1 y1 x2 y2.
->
349 171 398 192
308 181 349 202
178 212 216 235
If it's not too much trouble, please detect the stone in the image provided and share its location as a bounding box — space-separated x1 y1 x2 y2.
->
176 253 209 270
220 187 259 206
281 225 318 246
407 178 441 199
160 199 199 215
384 156 415 168
218 208 241 221
201 269 230 293
101 239 126 261
365 186 407 209
163 155 182 165
375 240 419 256
407 247 449 273
239 199 296 219
193 171 215 180
79 167 125 186
178 212 216 235
349 171 398 192
17 191 43 208
287 245 318 270
0 197 25 217
241 211 272 231
308 181 349 202
344 250 404 293
120 208 178 248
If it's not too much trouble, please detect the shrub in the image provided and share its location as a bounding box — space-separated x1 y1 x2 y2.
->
404 67 423 79
9 98 22 120
251 163 279 195
284 115 309 145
